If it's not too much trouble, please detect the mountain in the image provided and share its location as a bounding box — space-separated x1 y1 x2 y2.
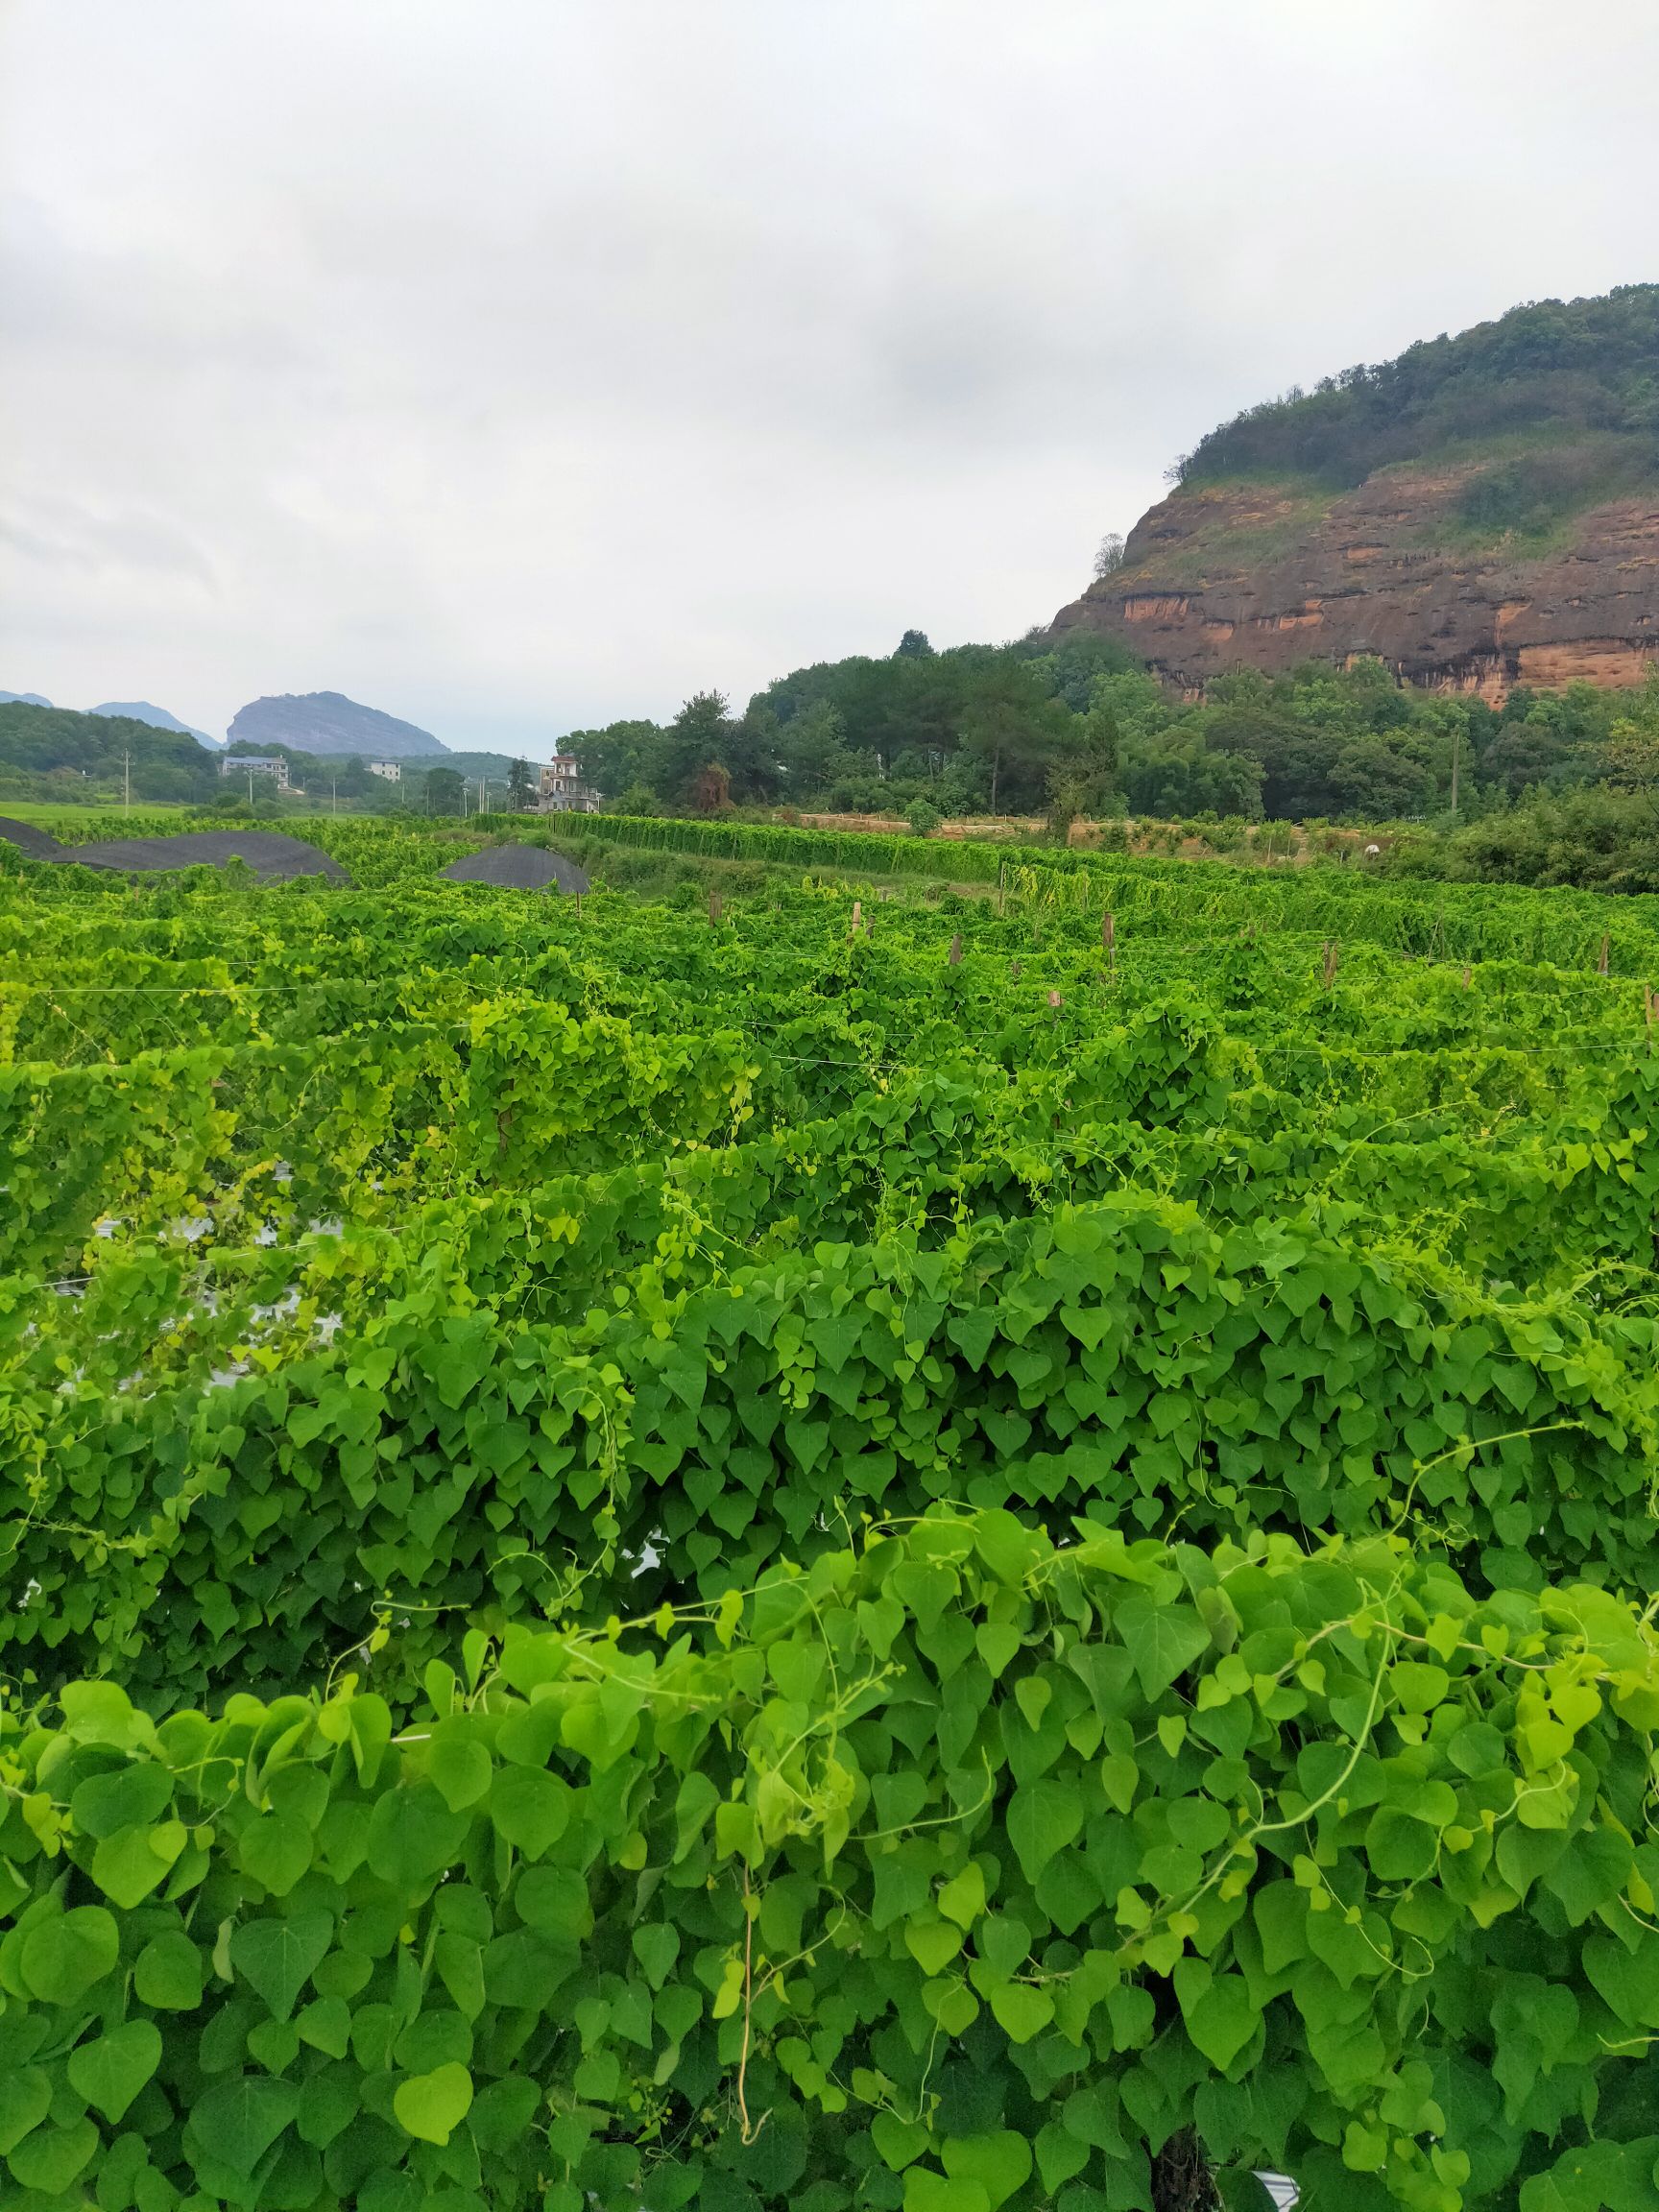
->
0 691 53 708
228 690 448 757
0 702 220 803
1052 283 1659 702
90 700 219 744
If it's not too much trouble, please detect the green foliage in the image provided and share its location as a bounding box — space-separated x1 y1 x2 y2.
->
556 648 1659 836
0 703 222 806
9 832 1659 2205
10 1512 1659 2210
1174 282 1659 490
421 766 468 815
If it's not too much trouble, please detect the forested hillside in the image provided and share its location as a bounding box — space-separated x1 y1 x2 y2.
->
0 703 222 805
1173 281 1659 490
1054 284 1659 702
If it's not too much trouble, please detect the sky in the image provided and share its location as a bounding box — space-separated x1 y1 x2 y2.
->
2 1 1656 755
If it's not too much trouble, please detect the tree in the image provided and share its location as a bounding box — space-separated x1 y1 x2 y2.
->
955 663 1074 815
423 766 466 815
893 629 934 659
563 720 665 803
1479 720 1585 800
659 694 765 809
508 758 534 811
1046 702 1121 830
688 761 732 813
1015 627 1142 710
1589 672 1659 814
1326 737 1436 820
1596 732 1659 817
775 699 849 798
1093 531 1126 579
660 692 738 805
1119 733 1262 819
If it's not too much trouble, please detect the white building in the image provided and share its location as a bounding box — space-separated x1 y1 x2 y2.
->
367 759 401 782
537 755 601 812
221 755 290 789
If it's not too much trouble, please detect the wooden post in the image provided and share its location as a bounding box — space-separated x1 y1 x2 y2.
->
1321 940 1340 990
1647 985 1656 1054
1460 964 1470 990
1047 990 1062 1014
948 932 962 966
1101 910 1116 984
709 889 723 926
1599 933 1610 976
1010 959 1022 980
851 899 862 938
998 861 1006 918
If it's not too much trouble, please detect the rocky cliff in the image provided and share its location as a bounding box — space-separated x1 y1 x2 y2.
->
1052 286 1659 703
1052 466 1659 703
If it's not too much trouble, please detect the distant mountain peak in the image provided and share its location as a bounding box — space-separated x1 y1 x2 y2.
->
228 690 448 757
0 690 53 709
90 700 218 744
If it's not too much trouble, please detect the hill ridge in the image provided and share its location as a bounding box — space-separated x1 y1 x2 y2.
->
1054 283 1659 700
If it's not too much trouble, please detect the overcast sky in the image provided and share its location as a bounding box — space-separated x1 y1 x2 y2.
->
2 1 1655 752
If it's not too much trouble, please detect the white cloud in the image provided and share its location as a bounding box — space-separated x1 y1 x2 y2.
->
2 0 1655 747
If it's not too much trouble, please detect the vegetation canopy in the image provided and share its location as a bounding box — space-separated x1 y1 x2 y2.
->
6 815 1659 2207
1171 283 1659 493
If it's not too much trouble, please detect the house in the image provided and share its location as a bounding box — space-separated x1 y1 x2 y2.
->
536 755 601 813
367 759 401 782
221 756 290 789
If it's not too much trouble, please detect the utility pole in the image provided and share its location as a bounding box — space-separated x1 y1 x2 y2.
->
248 766 254 808
121 750 131 811
1450 723 1461 819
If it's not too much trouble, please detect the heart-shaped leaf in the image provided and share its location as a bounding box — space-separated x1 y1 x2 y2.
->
1006 1778 1084 1884
19 1909 118 2006
0 2068 50 2157
395 2060 474 2146
190 2075 299 2177
942 2130 1034 2210
230 1913 334 2022
66 2021 162 2122
937 1863 986 1930
904 2170 990 2212
904 1915 964 1976
1173 1960 1259 2069
987 1983 1053 2044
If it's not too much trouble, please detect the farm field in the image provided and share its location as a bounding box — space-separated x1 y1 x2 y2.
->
5 819 1659 2211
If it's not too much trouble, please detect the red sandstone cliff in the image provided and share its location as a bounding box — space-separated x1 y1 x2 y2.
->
1052 461 1659 703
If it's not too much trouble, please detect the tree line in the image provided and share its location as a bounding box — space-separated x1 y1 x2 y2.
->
559 627 1659 834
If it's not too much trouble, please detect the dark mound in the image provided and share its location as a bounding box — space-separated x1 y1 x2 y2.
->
66 831 350 882
440 844 589 894
0 815 68 861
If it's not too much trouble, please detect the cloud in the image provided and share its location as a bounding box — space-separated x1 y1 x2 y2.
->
2 0 1656 746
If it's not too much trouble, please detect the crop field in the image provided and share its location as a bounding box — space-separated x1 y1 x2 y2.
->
5 820 1659 2211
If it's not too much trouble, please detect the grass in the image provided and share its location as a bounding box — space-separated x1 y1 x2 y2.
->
1112 483 1337 588
0 801 191 825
